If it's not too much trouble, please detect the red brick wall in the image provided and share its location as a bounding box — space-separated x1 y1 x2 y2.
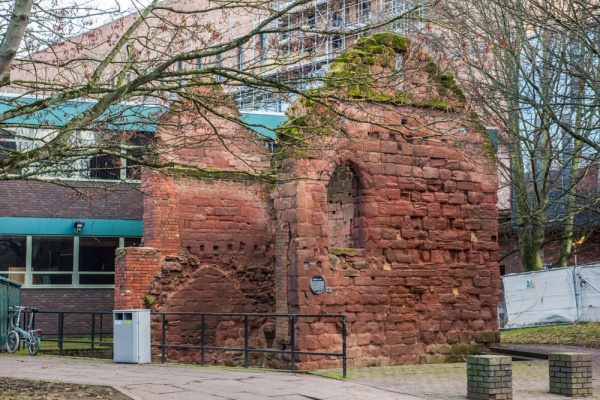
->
0 180 142 220
114 247 161 309
21 288 114 337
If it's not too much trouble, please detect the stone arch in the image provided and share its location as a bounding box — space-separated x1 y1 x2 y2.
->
326 161 366 249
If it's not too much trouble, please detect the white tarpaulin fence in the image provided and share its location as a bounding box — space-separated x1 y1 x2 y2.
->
501 262 600 329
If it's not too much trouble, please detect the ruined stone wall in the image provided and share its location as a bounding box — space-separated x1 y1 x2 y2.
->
115 36 500 369
274 112 499 368
115 92 277 364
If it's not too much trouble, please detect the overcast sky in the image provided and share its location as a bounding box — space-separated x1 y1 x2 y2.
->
90 0 153 27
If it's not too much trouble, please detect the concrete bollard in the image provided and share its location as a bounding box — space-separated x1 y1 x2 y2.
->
549 352 593 397
466 355 512 400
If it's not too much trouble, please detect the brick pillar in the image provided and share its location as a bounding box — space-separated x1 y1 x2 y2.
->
142 171 180 251
275 222 290 343
114 247 161 309
467 355 512 400
549 353 593 397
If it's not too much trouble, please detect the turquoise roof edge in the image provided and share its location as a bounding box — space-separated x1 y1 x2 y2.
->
0 217 142 236
0 95 287 138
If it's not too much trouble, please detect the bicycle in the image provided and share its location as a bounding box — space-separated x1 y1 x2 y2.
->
5 306 41 355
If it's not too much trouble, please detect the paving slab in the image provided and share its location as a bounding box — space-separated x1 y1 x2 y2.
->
0 355 415 400
4 345 600 399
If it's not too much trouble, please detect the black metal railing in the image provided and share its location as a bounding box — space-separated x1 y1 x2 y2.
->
28 310 114 358
19 310 347 377
154 312 347 377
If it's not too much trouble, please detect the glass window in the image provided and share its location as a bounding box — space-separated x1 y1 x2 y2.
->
216 54 222 82
259 33 267 62
124 237 142 247
32 237 73 272
79 237 119 272
79 237 119 286
0 130 17 160
32 274 72 285
0 236 27 284
3 235 139 287
238 47 244 70
31 237 73 285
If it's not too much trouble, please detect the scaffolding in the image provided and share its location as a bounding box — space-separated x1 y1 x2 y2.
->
235 0 424 111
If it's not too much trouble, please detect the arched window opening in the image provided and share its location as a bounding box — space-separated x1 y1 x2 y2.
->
327 163 362 248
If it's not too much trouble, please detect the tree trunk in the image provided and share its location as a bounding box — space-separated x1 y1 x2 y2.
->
0 0 34 86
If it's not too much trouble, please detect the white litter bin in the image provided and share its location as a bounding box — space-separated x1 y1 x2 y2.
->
113 309 151 363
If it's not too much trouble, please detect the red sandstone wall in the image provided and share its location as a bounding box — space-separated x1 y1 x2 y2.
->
116 46 500 369
115 91 277 364
274 105 499 369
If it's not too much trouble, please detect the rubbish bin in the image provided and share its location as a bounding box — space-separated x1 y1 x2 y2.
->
113 309 151 363
0 277 22 346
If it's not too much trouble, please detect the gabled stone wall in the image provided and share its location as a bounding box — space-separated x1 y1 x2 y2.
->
115 34 500 369
272 33 499 368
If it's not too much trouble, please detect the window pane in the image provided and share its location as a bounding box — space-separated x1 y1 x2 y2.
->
79 237 119 272
0 236 26 284
89 154 121 180
32 274 72 285
32 237 73 272
79 274 114 285
124 237 142 247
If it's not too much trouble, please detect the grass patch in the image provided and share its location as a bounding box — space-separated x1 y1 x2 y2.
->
501 322 600 347
38 337 113 351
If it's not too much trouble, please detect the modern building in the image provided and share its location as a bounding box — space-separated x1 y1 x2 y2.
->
0 94 284 311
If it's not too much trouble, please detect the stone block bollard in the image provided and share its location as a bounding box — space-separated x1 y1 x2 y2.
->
549 352 593 397
467 355 512 400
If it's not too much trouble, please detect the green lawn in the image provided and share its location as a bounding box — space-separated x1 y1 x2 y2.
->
501 322 600 347
37 337 113 351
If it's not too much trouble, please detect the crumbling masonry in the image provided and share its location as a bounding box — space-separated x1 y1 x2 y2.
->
115 34 500 369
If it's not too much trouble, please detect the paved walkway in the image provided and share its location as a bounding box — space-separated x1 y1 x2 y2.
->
2 344 600 399
0 355 415 400
343 344 600 399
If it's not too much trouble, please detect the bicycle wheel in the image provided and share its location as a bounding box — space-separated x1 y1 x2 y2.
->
27 333 39 356
5 330 19 353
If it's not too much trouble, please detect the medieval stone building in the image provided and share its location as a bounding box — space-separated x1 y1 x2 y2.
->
115 33 500 369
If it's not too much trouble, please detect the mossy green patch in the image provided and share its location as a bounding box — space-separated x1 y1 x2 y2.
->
330 247 360 256
423 57 466 102
172 165 274 182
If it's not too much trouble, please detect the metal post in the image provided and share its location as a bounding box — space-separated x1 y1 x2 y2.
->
290 316 296 372
58 312 64 356
91 313 96 358
161 314 166 363
99 313 104 343
342 316 347 378
244 315 249 369
200 314 205 366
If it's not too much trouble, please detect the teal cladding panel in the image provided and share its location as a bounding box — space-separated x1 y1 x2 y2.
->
240 111 286 139
0 277 21 344
0 96 162 132
0 217 142 236
0 95 287 138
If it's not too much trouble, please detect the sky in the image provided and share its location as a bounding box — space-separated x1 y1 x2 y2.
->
88 0 153 27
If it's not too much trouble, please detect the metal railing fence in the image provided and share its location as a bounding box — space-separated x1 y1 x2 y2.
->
10 309 347 377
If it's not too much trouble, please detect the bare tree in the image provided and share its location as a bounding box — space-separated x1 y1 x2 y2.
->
0 0 432 181
434 0 600 270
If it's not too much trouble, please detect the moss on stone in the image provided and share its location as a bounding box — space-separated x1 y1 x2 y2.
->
172 165 274 182
423 57 466 102
330 247 360 256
